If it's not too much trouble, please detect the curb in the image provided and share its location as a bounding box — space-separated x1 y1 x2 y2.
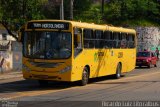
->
0 72 22 80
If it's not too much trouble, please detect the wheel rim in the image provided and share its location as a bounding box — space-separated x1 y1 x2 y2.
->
116 64 121 78
117 71 120 78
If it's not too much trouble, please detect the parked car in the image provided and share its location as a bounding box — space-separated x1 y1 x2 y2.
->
136 51 157 68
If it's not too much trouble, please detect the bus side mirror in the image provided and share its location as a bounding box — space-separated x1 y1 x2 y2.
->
17 27 24 42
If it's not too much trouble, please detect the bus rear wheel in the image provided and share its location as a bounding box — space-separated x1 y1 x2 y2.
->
115 63 121 79
81 67 89 86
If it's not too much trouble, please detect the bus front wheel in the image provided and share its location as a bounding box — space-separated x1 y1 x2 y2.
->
81 67 89 86
115 63 122 79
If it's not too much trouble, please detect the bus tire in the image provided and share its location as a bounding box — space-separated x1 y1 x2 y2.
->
38 80 48 87
81 67 89 86
115 63 121 79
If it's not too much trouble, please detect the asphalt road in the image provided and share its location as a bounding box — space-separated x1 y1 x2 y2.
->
0 62 160 107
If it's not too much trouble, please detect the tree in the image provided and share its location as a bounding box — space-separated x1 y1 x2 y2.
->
0 0 47 23
74 0 92 15
0 0 160 34
104 0 160 26
73 0 103 23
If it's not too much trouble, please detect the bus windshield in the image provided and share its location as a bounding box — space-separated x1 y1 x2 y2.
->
23 31 72 59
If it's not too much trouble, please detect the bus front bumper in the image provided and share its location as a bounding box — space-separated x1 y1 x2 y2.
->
22 70 71 82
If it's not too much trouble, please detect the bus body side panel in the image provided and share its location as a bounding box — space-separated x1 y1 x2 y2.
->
71 49 117 81
123 49 136 73
111 48 136 74
72 49 107 81
71 48 136 81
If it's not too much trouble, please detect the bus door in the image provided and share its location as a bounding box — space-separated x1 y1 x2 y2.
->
74 28 83 57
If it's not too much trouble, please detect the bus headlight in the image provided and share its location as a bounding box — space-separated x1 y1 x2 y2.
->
59 66 71 74
22 64 31 72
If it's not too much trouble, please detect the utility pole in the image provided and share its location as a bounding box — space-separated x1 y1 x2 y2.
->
60 0 64 20
70 0 74 20
101 0 104 15
22 0 25 18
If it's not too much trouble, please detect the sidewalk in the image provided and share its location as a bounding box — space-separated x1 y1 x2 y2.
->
0 71 22 80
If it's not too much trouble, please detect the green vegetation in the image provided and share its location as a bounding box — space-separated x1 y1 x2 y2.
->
0 0 160 30
104 0 160 26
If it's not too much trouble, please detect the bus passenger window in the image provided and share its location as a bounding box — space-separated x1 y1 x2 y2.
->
95 30 104 48
128 34 135 48
121 33 127 48
121 39 127 48
113 32 119 48
104 31 112 48
84 29 94 48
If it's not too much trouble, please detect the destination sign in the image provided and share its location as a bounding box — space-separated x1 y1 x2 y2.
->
27 22 69 30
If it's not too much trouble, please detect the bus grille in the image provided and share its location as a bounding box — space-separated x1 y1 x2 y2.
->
32 74 58 79
30 62 63 68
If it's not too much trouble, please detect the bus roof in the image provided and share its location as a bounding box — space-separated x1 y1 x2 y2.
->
28 20 136 34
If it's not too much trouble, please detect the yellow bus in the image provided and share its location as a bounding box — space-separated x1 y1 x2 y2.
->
18 20 137 86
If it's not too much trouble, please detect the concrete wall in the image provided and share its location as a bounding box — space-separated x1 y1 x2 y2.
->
136 27 160 51
0 28 22 72
0 41 22 72
12 41 22 71
0 51 12 71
